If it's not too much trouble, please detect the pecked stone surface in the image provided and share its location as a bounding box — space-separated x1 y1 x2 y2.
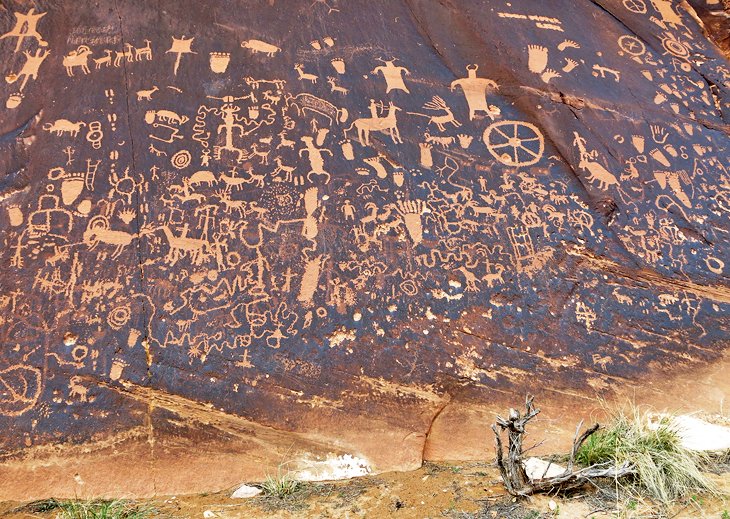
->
0 0 729 499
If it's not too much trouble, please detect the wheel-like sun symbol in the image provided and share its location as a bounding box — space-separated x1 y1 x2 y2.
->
483 121 545 167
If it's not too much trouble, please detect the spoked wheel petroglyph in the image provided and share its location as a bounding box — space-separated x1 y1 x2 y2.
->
483 121 544 167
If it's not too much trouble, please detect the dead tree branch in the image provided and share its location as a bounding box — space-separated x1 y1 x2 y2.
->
493 395 633 496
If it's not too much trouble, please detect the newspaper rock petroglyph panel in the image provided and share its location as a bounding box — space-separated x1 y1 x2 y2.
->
0 0 729 498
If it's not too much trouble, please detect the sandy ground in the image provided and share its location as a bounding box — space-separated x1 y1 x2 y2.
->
2 460 730 519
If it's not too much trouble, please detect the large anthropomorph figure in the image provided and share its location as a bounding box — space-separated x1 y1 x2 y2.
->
450 64 500 120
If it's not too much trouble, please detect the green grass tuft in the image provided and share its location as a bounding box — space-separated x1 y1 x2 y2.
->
54 499 156 519
576 404 716 504
259 471 304 499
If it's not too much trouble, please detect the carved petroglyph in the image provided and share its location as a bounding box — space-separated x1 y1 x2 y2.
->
63 45 93 76
407 96 461 132
6 48 49 92
167 36 195 75
241 39 280 57
209 52 230 74
0 365 42 417
346 101 402 145
450 65 499 120
327 76 348 95
372 58 410 93
44 119 86 137
83 216 141 259
294 63 319 83
0 9 48 52
395 200 429 247
484 122 544 167
572 133 619 190
527 45 561 83
2 3 729 474
136 86 159 101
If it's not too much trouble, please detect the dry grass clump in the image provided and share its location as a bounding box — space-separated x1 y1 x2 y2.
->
576 404 716 503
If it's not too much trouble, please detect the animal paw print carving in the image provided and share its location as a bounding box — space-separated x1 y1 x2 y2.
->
6 92 24 109
118 208 136 225
303 186 319 217
457 134 473 149
557 39 580 51
109 358 128 381
395 199 429 246
364 155 387 179
562 58 578 73
7 204 23 226
527 45 548 74
540 68 561 83
392 168 404 188
340 139 354 160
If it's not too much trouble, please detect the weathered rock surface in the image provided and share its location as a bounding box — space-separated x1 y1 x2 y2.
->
0 0 729 500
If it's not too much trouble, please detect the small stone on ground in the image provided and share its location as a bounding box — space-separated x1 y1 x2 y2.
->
231 484 262 498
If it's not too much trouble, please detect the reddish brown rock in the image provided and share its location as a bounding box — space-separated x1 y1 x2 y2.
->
0 0 729 499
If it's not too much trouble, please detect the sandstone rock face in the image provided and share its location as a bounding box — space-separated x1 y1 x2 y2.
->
1 0 729 499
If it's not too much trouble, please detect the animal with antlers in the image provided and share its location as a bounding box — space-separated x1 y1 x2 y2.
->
327 76 349 95
294 63 318 83
408 96 462 132
262 90 281 105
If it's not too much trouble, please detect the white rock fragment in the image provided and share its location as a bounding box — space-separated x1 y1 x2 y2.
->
650 414 730 452
523 457 566 480
231 484 263 498
294 453 371 481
